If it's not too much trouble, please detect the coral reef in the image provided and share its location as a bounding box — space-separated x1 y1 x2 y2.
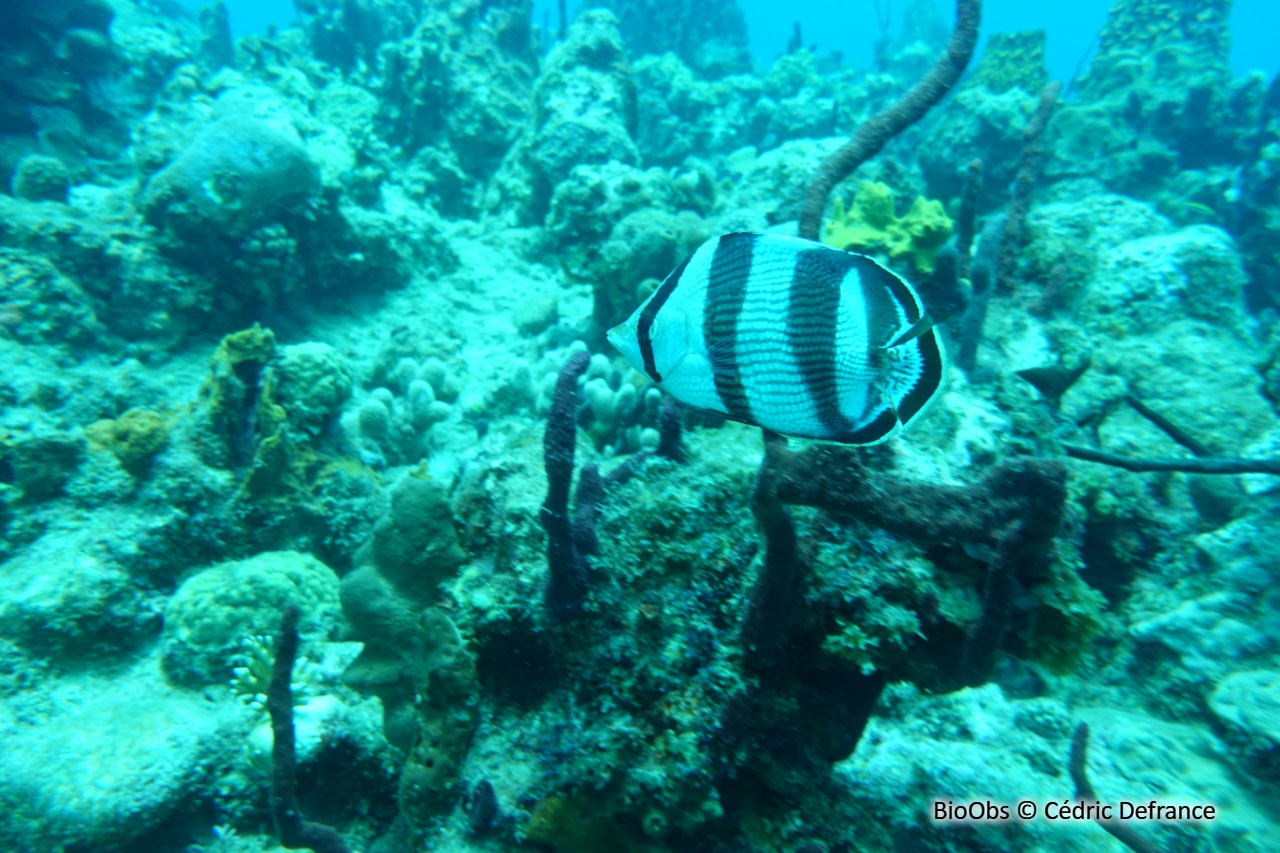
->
965 29 1048 96
487 10 638 225
798 0 980 240
2 0 1280 850
1048 0 1257 196
593 0 751 78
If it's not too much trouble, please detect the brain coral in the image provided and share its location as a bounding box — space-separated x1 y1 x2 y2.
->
161 550 340 685
140 114 319 240
274 342 353 435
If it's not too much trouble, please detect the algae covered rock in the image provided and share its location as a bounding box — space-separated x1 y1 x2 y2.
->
1211 669 1280 783
1131 593 1267 677
720 138 841 226
487 10 638 223
965 30 1048 95
0 672 235 851
1025 192 1275 452
345 0 535 179
1078 223 1248 335
10 154 72 202
0 247 107 347
0 543 151 659
0 430 84 500
161 550 341 685
917 86 1036 206
140 114 319 240
840 691 1279 851
597 0 749 78
546 162 679 246
1047 0 1249 195
632 52 763 165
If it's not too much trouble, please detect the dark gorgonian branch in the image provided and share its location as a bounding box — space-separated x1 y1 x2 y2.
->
269 606 351 853
798 0 981 241
1063 445 1280 475
1069 723 1162 853
1065 395 1279 475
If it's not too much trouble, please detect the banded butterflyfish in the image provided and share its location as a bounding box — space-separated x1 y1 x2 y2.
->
607 232 947 445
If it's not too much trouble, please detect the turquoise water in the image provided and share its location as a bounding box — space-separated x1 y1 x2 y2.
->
214 0 1280 83
2 1 1279 851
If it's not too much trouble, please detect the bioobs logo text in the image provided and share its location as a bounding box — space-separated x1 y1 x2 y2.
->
933 800 1011 822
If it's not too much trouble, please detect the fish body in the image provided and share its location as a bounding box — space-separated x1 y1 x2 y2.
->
607 232 947 445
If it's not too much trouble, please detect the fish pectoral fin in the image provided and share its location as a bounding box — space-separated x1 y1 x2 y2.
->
880 315 934 350
702 336 736 376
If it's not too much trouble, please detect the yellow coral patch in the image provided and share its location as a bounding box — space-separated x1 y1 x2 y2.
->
823 181 954 274
87 408 169 474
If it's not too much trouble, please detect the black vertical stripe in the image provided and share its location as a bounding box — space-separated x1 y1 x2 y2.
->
848 254 923 325
788 249 859 439
896 326 945 425
703 234 754 419
851 255 912 354
638 252 692 382
847 254 912 430
840 407 899 444
847 253 942 433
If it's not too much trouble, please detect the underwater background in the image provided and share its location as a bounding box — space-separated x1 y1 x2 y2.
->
2 0 1280 851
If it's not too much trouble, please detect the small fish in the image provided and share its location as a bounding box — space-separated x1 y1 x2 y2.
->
608 233 947 445
1179 200 1215 216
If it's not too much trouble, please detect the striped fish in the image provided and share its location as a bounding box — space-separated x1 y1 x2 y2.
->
607 232 947 445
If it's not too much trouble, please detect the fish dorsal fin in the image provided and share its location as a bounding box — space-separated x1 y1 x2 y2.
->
880 315 935 350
